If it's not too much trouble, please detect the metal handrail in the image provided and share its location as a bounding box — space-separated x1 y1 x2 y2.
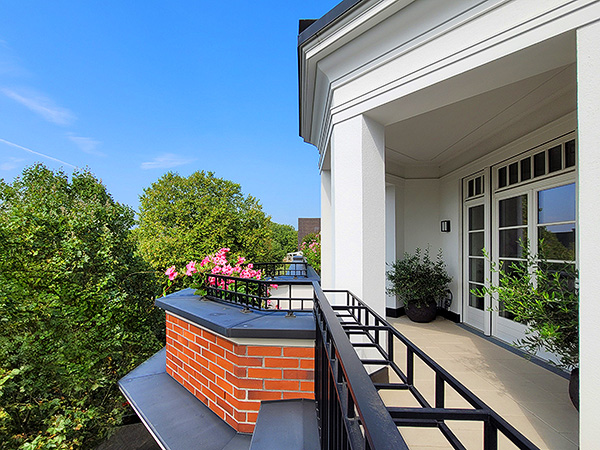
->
247 261 309 278
312 282 408 450
204 272 314 313
325 289 540 450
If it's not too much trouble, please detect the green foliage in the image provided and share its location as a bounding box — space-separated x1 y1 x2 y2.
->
300 232 320 274
135 171 274 284
0 164 164 449
474 242 578 369
386 248 451 307
269 223 297 262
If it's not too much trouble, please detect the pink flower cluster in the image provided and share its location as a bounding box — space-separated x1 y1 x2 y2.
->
196 248 261 290
165 260 198 280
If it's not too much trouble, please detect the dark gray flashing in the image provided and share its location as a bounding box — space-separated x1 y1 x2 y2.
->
249 399 319 450
119 349 252 450
297 0 365 46
156 289 316 340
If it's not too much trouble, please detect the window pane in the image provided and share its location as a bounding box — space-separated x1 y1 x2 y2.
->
565 140 576 168
468 179 474 197
538 224 575 261
548 145 562 173
538 183 575 224
469 283 484 310
469 258 485 283
499 259 527 277
499 195 528 227
469 231 484 257
475 176 482 195
521 158 531 181
499 301 516 320
534 151 546 177
539 261 577 292
499 228 527 258
469 205 484 231
509 162 519 185
498 167 507 188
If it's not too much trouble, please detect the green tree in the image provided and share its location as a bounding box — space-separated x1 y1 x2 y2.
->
0 164 163 449
269 223 298 262
135 171 273 276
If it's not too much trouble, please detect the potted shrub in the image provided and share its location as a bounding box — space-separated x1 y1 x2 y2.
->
387 248 451 323
474 241 579 409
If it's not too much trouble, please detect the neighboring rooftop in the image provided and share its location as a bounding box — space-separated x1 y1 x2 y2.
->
297 218 320 248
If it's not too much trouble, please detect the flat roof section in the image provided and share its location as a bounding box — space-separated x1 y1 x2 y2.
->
119 348 252 450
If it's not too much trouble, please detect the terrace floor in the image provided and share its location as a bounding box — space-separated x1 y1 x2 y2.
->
385 316 579 450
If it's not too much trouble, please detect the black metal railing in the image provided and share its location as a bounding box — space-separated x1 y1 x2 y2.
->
321 287 541 450
313 282 409 450
204 272 313 313
247 261 309 279
198 268 541 449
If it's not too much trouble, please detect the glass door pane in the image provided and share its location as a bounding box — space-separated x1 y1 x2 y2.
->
497 194 528 320
537 183 576 261
468 205 485 311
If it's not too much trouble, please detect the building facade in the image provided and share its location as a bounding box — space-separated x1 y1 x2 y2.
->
298 0 598 446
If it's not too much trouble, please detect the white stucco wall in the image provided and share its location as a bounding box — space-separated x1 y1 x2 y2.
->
403 179 441 253
439 176 461 315
576 19 600 449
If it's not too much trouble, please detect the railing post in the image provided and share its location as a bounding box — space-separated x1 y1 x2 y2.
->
435 373 445 408
484 421 498 450
407 348 414 385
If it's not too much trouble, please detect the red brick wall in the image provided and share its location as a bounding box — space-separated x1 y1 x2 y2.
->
165 313 314 433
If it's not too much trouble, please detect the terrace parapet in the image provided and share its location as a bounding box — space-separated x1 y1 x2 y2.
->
156 288 316 434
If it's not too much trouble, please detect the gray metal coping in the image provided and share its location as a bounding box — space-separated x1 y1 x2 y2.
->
119 348 252 450
156 289 316 340
249 399 320 450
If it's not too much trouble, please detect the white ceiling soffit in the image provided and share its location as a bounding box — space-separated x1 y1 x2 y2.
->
381 48 575 175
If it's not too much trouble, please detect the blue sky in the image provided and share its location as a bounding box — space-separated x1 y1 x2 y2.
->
0 1 339 227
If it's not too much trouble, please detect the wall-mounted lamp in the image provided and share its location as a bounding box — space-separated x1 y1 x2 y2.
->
441 220 451 233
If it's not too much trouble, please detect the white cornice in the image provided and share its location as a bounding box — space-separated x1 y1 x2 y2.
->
301 0 600 157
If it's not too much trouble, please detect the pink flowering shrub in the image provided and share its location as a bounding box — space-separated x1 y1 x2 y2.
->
162 248 278 305
300 232 321 274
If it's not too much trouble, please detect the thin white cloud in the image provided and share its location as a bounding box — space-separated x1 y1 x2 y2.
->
0 138 77 169
67 134 105 157
2 88 75 126
141 153 194 170
0 156 25 171
0 41 30 77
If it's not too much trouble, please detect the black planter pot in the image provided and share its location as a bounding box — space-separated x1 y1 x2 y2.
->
405 300 437 323
569 367 579 411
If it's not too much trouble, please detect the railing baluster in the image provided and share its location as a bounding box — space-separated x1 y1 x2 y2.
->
435 372 445 408
484 421 498 450
407 347 414 385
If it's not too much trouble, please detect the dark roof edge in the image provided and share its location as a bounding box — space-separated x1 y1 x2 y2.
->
298 0 365 46
297 0 366 141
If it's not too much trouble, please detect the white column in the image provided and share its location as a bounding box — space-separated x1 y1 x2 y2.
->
577 20 600 448
330 114 386 316
320 169 333 289
385 183 397 311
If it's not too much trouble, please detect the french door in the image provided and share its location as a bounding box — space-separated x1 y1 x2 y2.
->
463 173 492 334
492 177 576 346
462 134 577 346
